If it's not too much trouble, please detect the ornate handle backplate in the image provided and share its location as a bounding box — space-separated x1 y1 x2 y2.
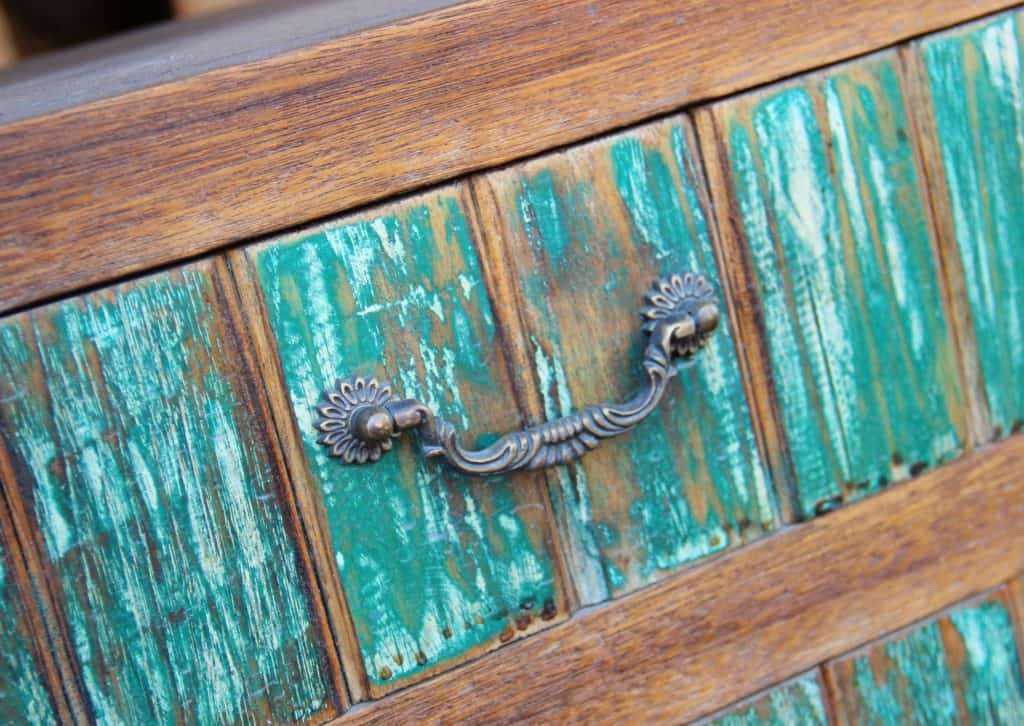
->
314 271 720 476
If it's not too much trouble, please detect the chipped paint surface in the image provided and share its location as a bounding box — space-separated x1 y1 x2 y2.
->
478 118 775 603
0 267 331 724
0 538 56 724
249 188 562 690
703 673 828 726
831 595 1024 724
921 10 1024 439
719 52 965 519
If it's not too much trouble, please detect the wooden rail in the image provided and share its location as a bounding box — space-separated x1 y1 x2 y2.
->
0 0 1019 313
337 434 1024 723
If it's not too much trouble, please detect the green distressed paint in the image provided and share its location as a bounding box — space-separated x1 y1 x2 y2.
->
248 188 561 689
0 537 57 724
702 673 828 726
833 596 1024 724
920 10 1024 439
481 118 775 603
719 52 965 519
0 266 331 724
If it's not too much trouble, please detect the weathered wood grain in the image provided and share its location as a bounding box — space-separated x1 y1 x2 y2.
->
698 51 966 521
0 508 60 724
0 262 336 723
337 433 1024 724
1 0 1019 314
471 118 776 604
697 672 829 726
238 184 568 697
910 9 1024 444
826 589 1024 724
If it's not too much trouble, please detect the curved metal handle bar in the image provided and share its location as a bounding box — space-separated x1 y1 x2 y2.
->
314 271 720 476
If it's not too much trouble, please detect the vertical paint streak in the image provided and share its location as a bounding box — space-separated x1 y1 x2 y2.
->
482 118 775 603
921 10 1024 437
249 189 560 690
719 52 964 518
0 268 330 724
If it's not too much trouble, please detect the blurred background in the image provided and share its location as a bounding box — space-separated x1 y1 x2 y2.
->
0 0 258 68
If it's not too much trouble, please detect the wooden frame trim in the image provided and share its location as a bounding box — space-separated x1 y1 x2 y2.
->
334 434 1024 723
1 0 1020 315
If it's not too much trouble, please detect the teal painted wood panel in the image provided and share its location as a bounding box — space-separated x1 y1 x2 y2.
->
474 118 776 603
700 672 828 726
0 535 57 724
245 185 565 693
0 264 333 724
918 10 1024 440
713 51 966 519
829 592 1024 724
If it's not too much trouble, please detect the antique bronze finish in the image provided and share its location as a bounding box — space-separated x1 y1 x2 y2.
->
314 271 720 475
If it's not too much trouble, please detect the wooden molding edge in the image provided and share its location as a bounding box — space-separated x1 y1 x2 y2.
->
334 434 1024 723
899 43 994 446
211 257 352 713
224 250 371 703
1 0 1020 314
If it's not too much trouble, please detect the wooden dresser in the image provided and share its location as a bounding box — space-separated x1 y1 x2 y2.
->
2 1 1024 723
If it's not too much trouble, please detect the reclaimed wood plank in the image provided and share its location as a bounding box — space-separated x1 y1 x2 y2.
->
826 589 1024 724
697 672 829 726
0 514 60 724
337 434 1024 724
1 0 1019 313
238 184 568 697
471 117 776 603
911 10 1024 443
698 51 966 521
0 262 336 723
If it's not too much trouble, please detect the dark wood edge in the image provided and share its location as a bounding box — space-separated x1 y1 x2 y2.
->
225 250 371 703
1 0 1020 314
899 42 995 446
693 106 801 523
210 257 350 715
333 434 1024 723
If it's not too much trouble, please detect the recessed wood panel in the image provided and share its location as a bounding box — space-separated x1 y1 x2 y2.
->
698 51 966 520
238 184 567 697
471 118 776 603
911 9 1024 443
826 590 1024 724
0 262 336 723
697 672 829 726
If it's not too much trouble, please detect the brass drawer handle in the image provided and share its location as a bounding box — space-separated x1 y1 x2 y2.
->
315 271 719 476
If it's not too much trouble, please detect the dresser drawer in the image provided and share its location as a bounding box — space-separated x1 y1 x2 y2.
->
3 2 1024 724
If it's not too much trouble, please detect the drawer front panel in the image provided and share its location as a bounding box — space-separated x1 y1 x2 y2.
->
700 672 828 726
0 534 57 724
472 118 775 603
827 590 1024 723
706 52 966 519
244 186 565 693
917 10 1024 441
0 264 332 723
